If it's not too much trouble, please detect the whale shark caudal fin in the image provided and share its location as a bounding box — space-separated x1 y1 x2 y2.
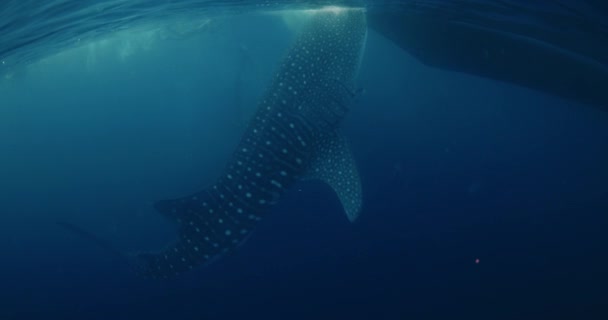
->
55 220 145 272
305 131 362 222
139 190 261 277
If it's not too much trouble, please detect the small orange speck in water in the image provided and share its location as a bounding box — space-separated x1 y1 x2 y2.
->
475 258 480 264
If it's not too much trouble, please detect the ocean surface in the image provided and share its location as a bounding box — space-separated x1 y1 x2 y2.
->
1 1 607 319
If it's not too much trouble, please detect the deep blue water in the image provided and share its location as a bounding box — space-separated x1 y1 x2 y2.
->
1 1 608 319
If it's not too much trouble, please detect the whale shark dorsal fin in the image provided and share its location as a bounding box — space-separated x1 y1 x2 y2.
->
305 131 362 222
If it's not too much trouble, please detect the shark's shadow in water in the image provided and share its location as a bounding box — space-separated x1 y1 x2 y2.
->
62 8 369 279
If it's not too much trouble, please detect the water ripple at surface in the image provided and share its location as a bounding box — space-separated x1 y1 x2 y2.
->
0 0 607 76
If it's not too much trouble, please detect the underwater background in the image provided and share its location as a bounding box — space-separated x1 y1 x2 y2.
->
1 1 607 319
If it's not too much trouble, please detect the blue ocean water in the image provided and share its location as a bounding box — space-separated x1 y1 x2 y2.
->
1 1 608 319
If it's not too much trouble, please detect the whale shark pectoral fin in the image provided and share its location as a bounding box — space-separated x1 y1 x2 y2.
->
305 131 362 222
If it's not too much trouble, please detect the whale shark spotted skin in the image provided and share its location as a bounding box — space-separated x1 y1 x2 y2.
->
138 8 368 279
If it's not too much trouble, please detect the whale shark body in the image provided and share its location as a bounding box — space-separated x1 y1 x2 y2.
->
136 9 368 279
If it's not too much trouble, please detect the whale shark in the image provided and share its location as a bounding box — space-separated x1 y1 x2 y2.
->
367 10 608 108
133 8 368 279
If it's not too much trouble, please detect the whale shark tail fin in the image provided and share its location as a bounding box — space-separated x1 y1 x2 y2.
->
55 220 140 271
135 188 263 279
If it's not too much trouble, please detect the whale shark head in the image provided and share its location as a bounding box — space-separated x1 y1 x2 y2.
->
275 8 368 132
